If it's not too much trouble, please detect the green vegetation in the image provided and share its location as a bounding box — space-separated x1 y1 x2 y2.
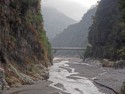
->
119 0 125 93
84 0 125 93
40 31 52 64
0 0 52 86
84 0 125 60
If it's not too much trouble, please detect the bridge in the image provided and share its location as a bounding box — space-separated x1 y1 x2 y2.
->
52 47 86 57
52 47 86 50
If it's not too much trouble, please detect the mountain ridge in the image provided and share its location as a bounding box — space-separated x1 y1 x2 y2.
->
51 7 96 55
42 7 77 39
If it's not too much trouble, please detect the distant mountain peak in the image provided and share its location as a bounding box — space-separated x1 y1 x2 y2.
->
42 7 77 39
50 7 97 55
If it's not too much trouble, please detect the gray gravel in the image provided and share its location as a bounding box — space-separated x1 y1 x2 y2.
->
3 58 125 94
68 60 125 94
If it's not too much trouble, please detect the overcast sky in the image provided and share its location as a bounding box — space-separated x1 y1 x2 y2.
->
42 0 99 21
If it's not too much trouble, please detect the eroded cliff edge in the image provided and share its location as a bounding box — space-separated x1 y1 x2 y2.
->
0 0 52 87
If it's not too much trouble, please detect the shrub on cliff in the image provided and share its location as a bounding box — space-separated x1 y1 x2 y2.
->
0 0 52 86
84 0 125 60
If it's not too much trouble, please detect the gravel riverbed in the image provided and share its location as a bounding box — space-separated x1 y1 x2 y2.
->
4 57 125 94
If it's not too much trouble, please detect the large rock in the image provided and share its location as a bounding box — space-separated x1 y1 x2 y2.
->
121 82 125 94
9 63 34 85
114 60 125 69
101 59 114 67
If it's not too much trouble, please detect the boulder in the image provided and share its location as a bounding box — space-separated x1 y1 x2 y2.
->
9 63 34 85
121 82 125 94
19 73 34 84
114 60 125 69
101 59 114 67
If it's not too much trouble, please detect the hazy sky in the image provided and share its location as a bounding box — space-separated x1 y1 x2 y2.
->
42 0 99 21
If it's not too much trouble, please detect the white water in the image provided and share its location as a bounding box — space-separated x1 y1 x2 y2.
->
49 60 105 94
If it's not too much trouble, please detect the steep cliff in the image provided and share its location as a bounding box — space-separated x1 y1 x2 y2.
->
84 0 125 93
0 0 52 86
119 0 125 93
84 0 125 60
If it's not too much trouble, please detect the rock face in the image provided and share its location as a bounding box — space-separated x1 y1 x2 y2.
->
51 7 96 56
0 0 52 86
85 0 125 60
42 7 77 39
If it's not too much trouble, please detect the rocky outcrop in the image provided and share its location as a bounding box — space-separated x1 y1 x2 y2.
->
0 0 52 86
100 59 125 69
101 59 114 67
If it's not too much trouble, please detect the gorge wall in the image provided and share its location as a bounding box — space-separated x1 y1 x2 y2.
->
85 0 125 60
0 0 52 86
84 0 125 93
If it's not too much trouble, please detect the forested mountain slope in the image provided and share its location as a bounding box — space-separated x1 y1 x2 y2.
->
51 7 96 55
84 0 125 93
42 7 77 39
0 0 51 86
84 0 125 60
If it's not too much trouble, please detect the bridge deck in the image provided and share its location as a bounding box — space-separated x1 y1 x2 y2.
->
52 47 86 50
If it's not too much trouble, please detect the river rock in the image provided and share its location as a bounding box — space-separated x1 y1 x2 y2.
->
11 83 22 87
114 60 125 69
101 59 114 67
19 73 34 84
9 63 34 85
121 82 125 94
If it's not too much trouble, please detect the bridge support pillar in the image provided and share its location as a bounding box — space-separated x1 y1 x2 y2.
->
52 49 57 55
77 50 84 59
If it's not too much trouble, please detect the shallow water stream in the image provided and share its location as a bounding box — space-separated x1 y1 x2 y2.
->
49 58 105 94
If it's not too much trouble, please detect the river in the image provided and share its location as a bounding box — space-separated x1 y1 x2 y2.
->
5 57 121 94
49 57 105 94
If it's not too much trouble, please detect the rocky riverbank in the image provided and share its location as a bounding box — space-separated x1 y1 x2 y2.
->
4 57 125 94
68 59 125 94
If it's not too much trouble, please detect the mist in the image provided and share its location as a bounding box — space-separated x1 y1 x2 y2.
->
42 0 90 21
